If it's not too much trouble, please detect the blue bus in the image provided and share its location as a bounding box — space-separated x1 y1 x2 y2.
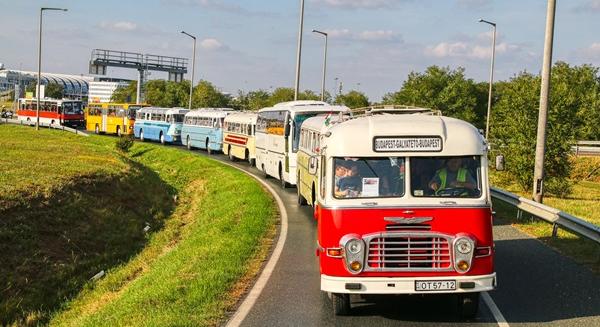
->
134 107 189 144
182 108 234 154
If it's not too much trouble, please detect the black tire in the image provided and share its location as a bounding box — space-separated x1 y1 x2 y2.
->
297 174 307 206
228 146 235 161
279 165 287 188
51 119 55 125
457 292 480 320
262 164 268 179
206 139 212 155
311 184 317 207
140 130 144 142
160 132 165 144
186 136 192 150
332 293 351 316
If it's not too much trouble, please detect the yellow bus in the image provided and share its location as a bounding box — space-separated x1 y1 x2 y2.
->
85 103 148 136
223 112 258 165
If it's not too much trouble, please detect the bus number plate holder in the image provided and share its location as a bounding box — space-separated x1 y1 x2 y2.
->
415 280 456 291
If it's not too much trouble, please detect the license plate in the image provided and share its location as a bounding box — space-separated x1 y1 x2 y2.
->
415 280 456 291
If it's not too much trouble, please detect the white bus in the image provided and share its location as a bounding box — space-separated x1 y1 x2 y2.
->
223 112 258 165
255 101 350 188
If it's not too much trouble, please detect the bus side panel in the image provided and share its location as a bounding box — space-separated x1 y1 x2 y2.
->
317 206 494 278
255 132 268 171
209 128 223 152
297 151 315 204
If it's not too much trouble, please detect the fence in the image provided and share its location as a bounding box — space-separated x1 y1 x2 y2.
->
491 187 600 244
573 141 600 156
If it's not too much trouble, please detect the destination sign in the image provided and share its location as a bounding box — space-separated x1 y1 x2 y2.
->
373 137 442 152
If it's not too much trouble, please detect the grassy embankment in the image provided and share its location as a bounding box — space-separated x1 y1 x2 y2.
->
0 125 277 326
490 156 600 273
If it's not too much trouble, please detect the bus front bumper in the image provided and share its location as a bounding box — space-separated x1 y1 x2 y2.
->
321 273 496 294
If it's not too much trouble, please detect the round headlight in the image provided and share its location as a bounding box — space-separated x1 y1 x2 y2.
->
456 239 473 254
347 239 363 254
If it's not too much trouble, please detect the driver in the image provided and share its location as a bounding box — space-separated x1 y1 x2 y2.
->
428 158 476 193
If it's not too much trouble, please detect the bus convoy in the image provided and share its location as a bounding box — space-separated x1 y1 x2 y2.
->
16 99 496 318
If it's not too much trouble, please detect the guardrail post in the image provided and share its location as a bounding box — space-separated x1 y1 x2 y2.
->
552 223 559 238
517 209 523 220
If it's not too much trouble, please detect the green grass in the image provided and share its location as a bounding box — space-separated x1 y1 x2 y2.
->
0 125 277 326
490 165 600 274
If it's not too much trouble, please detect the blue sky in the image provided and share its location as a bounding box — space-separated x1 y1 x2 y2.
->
1 0 599 101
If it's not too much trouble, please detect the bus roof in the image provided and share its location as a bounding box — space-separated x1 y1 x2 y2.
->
259 101 350 114
324 114 486 157
224 112 258 124
138 107 189 115
300 114 346 134
185 108 235 118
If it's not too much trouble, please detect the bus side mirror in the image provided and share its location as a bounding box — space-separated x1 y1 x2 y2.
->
495 155 505 171
308 157 318 175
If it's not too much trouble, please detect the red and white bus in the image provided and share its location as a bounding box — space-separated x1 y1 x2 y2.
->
301 113 496 317
18 98 85 128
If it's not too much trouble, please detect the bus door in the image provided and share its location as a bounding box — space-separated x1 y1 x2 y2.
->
102 108 108 132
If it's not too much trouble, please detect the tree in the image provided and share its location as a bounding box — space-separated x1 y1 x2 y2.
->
192 80 229 108
491 62 585 196
111 81 137 103
246 90 270 111
334 90 369 109
45 83 64 99
268 87 295 106
382 66 485 127
144 80 190 107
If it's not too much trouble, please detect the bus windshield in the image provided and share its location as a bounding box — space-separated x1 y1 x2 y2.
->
62 102 73 114
293 113 324 153
410 156 482 198
333 157 406 199
171 114 185 123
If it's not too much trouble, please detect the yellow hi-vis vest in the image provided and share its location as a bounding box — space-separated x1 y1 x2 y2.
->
437 168 468 190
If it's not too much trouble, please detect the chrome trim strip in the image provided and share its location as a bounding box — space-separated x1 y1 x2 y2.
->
384 217 433 224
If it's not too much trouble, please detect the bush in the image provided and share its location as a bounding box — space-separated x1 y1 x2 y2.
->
115 135 134 153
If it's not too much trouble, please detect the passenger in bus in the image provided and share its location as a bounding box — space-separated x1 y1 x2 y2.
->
337 163 362 198
428 158 476 194
334 161 348 193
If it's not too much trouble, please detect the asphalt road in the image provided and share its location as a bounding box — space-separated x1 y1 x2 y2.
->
189 149 600 327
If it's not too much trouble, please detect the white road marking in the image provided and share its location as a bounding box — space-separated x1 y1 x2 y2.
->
482 291 510 327
224 163 288 327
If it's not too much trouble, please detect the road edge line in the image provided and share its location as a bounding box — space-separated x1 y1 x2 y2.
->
223 163 288 327
482 291 510 327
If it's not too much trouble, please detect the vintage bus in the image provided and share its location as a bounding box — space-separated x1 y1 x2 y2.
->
181 108 234 154
134 107 189 144
255 101 350 188
223 112 258 165
85 103 148 136
299 113 495 317
17 98 84 128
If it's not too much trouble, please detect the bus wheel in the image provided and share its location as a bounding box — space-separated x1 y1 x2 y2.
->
311 184 316 207
140 130 144 142
186 136 192 150
262 164 268 179
116 126 121 137
228 146 235 161
332 293 351 316
51 119 55 125
160 132 165 145
297 175 307 206
279 165 287 188
206 139 212 155
457 292 479 320
95 124 99 134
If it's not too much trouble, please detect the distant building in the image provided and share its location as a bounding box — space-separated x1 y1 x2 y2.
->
0 69 93 100
88 81 130 103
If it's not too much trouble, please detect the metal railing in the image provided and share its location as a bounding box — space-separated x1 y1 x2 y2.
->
573 140 600 156
491 187 600 244
0 118 89 136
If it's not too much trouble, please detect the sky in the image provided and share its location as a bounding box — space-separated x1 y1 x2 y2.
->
1 0 599 101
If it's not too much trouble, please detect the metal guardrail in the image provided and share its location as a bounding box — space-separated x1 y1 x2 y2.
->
573 140 600 156
491 187 600 244
0 118 89 136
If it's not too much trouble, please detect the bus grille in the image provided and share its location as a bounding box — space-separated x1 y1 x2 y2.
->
363 233 454 272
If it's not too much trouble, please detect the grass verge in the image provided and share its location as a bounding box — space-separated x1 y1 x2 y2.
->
49 139 277 326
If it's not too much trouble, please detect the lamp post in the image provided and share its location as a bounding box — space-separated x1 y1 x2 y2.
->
479 18 496 140
294 0 305 101
37 7 67 131
181 31 196 110
312 29 328 102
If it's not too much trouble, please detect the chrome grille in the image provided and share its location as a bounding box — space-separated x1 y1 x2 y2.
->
363 232 454 272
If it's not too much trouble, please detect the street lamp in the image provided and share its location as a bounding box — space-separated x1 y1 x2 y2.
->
479 18 496 140
294 0 305 101
312 29 328 102
37 7 67 131
181 31 196 110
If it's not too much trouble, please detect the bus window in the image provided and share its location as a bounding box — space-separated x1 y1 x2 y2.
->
410 156 482 198
292 112 322 153
333 157 405 199
172 114 184 123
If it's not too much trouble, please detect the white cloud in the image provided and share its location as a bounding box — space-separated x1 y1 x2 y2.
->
357 30 399 42
324 29 402 43
99 21 137 32
200 38 224 50
574 0 600 12
425 40 520 59
311 0 398 9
